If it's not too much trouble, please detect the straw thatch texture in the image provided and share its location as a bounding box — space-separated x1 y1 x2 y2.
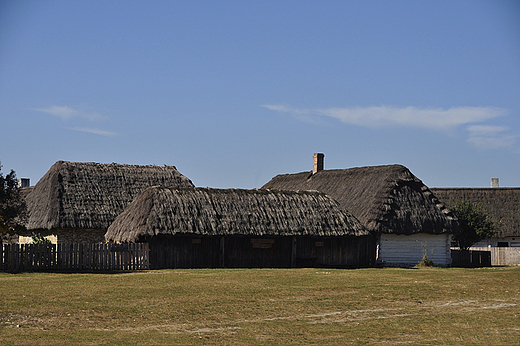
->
105 186 368 243
431 188 520 238
25 161 194 230
19 186 34 199
262 165 457 235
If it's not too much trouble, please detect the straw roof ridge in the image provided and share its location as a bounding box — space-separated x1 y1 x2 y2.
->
25 161 194 230
431 187 520 238
105 186 369 243
261 164 458 235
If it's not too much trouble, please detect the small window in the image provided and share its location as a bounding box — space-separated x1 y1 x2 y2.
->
497 242 509 247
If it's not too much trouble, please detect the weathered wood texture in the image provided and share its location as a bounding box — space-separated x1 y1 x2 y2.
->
1 243 149 273
470 247 520 266
378 233 452 266
148 236 221 269
295 236 376 268
148 234 375 269
451 249 492 267
224 236 292 268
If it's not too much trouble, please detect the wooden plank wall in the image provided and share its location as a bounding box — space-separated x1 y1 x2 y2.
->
493 248 520 266
471 247 520 266
295 236 375 268
378 234 451 266
0 243 149 273
451 249 491 267
148 235 375 269
148 236 221 269
225 236 293 268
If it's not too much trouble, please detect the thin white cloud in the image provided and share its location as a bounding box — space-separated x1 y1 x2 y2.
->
33 106 108 122
71 127 118 136
262 104 309 114
80 111 107 122
32 105 116 136
263 104 506 129
317 106 507 129
263 103 516 150
261 104 319 124
467 125 509 136
33 106 79 120
466 125 517 149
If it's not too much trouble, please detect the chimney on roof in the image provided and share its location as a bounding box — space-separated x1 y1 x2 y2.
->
18 178 30 188
491 178 499 188
312 153 324 174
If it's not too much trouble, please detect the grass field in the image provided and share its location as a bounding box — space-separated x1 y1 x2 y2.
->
1 267 519 345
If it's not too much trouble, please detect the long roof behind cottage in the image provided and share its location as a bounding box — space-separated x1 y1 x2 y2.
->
25 161 194 230
262 164 457 235
431 188 520 238
105 186 369 243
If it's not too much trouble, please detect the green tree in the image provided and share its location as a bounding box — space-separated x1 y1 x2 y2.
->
31 232 52 244
0 163 27 238
451 199 496 250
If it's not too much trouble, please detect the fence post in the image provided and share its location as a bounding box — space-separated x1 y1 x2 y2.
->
16 244 21 273
22 244 28 272
31 244 37 271
71 243 77 270
142 243 148 270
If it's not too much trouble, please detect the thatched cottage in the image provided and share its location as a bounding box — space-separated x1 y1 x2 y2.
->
23 161 194 243
262 154 458 267
432 184 520 248
105 186 374 269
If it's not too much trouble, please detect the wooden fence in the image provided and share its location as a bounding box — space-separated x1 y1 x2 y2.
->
451 249 491 267
470 247 520 266
1 243 149 273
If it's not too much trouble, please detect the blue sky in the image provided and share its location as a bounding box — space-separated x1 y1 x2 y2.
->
1 1 519 189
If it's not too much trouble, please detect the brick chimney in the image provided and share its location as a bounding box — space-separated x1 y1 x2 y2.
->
491 178 499 188
312 153 324 174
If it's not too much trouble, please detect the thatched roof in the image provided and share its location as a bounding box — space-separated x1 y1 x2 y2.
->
431 188 520 238
19 186 35 199
262 165 457 235
25 161 194 230
105 186 369 243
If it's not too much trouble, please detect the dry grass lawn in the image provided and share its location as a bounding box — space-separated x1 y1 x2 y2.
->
1 267 519 345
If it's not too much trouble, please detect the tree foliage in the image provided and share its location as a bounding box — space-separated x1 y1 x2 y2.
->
31 232 52 244
451 199 496 250
0 163 27 236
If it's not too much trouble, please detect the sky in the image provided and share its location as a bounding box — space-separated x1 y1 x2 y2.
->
1 0 520 189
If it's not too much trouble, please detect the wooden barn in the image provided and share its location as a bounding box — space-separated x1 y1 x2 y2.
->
105 186 374 269
261 154 458 267
22 161 194 243
432 186 520 248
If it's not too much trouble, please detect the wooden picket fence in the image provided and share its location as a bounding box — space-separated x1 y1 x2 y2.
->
0 243 149 273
